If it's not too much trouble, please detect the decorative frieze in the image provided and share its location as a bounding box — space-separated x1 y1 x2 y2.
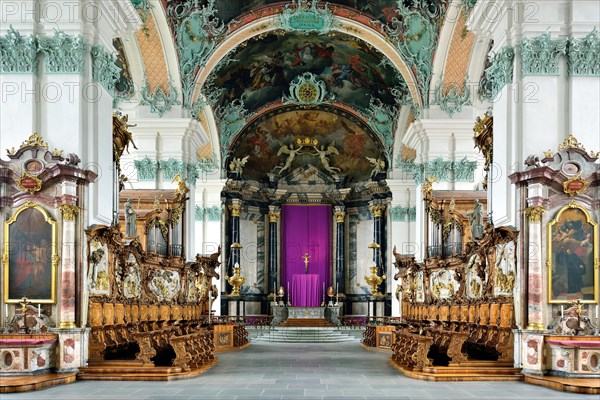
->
134 157 158 181
195 205 222 222
520 33 567 76
479 46 514 100
0 27 38 74
38 30 85 73
159 158 184 181
568 29 600 76
396 157 478 185
91 45 121 95
390 206 417 222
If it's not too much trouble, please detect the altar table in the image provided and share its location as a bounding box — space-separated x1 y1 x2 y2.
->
291 274 321 307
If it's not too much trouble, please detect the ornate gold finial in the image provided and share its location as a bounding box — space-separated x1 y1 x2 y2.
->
20 132 48 149
589 150 599 159
59 204 79 221
335 210 345 223
543 149 554 159
52 148 63 157
229 204 242 217
6 147 15 155
449 198 456 212
558 134 586 152
369 205 386 218
269 210 280 223
525 206 545 223
563 173 590 196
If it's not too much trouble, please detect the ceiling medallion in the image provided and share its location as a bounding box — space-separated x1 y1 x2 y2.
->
563 173 589 196
15 172 43 194
283 72 333 106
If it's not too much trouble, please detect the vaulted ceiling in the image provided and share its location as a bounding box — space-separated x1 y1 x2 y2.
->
118 0 483 179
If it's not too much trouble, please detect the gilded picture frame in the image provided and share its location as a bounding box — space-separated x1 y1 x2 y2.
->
548 202 599 304
3 201 58 303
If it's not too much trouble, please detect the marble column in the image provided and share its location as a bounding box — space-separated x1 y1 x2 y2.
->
334 207 346 295
370 204 386 295
268 206 280 299
58 201 78 329
228 202 242 268
525 205 546 330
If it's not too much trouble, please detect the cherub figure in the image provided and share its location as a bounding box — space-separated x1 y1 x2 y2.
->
311 141 340 174
365 156 385 177
274 144 304 174
229 156 249 175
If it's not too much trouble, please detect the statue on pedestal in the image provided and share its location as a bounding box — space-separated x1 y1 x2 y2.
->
469 199 484 240
125 198 137 237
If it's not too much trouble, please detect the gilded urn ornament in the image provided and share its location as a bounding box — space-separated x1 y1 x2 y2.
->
364 266 385 297
227 263 245 296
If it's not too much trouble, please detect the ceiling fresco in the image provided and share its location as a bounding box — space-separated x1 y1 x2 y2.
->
230 105 385 182
212 31 408 113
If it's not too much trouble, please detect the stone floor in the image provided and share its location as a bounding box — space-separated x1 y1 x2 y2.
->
2 342 597 400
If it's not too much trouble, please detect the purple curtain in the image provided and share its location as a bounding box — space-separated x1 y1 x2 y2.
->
282 205 331 306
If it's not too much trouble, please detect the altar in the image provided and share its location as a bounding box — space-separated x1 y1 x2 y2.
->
291 274 321 307
288 307 325 319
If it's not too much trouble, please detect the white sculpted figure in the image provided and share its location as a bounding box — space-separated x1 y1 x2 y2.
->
311 141 340 174
229 155 249 175
274 144 304 174
365 156 385 177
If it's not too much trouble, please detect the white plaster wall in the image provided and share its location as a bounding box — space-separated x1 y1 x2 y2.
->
570 77 600 151
0 75 37 155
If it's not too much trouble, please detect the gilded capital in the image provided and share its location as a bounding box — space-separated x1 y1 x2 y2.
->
269 210 280 223
229 204 242 217
369 205 386 218
525 206 545 223
59 204 79 221
335 211 345 223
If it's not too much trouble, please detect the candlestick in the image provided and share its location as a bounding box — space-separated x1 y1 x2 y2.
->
4 304 7 320
561 305 564 319
596 304 599 320
38 304 41 317
287 282 290 306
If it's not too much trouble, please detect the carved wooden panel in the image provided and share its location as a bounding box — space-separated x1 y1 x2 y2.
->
115 303 125 325
103 303 115 325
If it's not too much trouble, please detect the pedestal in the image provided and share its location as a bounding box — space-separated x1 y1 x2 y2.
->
272 305 288 325
325 306 341 325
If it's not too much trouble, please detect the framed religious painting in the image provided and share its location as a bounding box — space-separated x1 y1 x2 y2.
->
3 202 58 303
548 202 599 304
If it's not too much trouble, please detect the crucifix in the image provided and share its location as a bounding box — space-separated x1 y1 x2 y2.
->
302 253 311 274
19 297 31 314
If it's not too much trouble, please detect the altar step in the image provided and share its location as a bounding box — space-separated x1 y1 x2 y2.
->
256 327 359 343
278 318 336 327
77 358 217 381
390 359 524 382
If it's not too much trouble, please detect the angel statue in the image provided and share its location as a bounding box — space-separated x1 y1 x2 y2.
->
312 141 340 174
273 144 304 175
229 156 249 175
365 156 385 178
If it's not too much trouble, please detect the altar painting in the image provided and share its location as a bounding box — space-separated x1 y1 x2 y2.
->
4 203 57 303
548 204 598 303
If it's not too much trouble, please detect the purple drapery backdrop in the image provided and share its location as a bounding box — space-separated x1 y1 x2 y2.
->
282 205 331 307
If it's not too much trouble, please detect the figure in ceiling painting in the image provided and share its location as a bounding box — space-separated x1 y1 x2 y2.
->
213 31 405 113
230 106 384 182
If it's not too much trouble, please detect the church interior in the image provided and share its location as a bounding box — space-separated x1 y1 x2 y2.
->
0 0 599 397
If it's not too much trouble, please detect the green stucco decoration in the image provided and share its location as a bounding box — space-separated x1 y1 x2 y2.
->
159 158 184 181
215 98 252 167
134 157 158 181
479 46 514 101
38 30 85 73
91 45 122 95
364 97 398 165
520 32 567 76
433 80 471 117
278 0 336 34
379 1 446 107
396 157 477 185
195 205 222 221
283 72 333 106
140 78 181 116
568 29 600 76
0 26 38 74
169 0 226 108
390 206 417 222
